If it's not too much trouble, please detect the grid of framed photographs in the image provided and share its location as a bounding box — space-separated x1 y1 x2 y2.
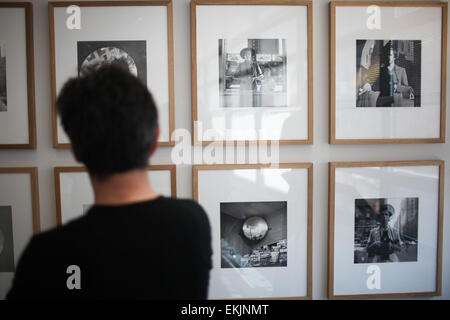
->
54 165 176 225
0 167 40 299
0 0 447 300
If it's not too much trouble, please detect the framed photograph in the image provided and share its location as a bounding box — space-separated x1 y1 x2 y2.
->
0 167 40 299
328 161 444 298
191 0 313 145
193 163 313 299
54 165 176 225
49 1 174 148
330 2 447 144
0 3 36 148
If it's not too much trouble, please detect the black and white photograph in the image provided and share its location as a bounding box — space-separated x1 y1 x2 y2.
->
77 40 147 84
218 39 287 108
0 41 6 111
0 206 14 272
354 197 418 264
356 40 421 108
220 201 287 268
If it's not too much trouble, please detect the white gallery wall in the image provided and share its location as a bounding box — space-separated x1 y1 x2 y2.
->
0 0 448 299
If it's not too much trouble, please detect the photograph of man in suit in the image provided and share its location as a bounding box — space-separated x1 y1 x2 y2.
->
378 42 414 107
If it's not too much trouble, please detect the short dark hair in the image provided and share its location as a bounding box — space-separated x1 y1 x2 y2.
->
56 64 158 179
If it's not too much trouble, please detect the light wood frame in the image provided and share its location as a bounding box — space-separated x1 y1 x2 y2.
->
191 0 313 146
0 2 36 149
328 160 445 299
330 1 448 144
193 163 313 300
49 1 175 148
0 167 40 234
54 164 177 225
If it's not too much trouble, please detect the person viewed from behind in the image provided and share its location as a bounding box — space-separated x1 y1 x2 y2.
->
7 64 212 299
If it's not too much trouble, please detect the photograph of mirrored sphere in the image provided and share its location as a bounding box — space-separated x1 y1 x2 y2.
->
77 40 147 84
220 201 287 268
354 197 418 264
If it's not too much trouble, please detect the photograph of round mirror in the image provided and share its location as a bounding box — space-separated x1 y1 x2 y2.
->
242 216 269 241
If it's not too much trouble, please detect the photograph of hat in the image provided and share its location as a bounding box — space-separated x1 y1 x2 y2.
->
239 47 255 59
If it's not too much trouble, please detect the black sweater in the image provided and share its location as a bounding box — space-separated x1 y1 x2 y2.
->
7 197 212 300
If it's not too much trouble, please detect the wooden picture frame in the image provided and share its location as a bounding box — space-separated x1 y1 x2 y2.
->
328 160 444 299
0 167 40 233
54 165 177 225
0 2 36 149
193 163 313 299
330 1 447 144
0 167 40 299
191 0 313 146
49 1 175 148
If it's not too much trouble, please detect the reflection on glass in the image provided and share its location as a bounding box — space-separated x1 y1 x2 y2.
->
242 216 268 241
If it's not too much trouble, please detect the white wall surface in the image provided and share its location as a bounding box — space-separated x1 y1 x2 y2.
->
0 0 448 299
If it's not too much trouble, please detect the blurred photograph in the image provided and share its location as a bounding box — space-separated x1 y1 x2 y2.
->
0 41 7 111
0 206 14 272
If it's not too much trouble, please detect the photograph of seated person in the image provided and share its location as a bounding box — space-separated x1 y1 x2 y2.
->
7 64 212 300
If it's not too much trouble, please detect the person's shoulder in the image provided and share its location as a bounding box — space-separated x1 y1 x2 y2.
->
157 196 205 212
156 196 210 225
28 215 90 251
